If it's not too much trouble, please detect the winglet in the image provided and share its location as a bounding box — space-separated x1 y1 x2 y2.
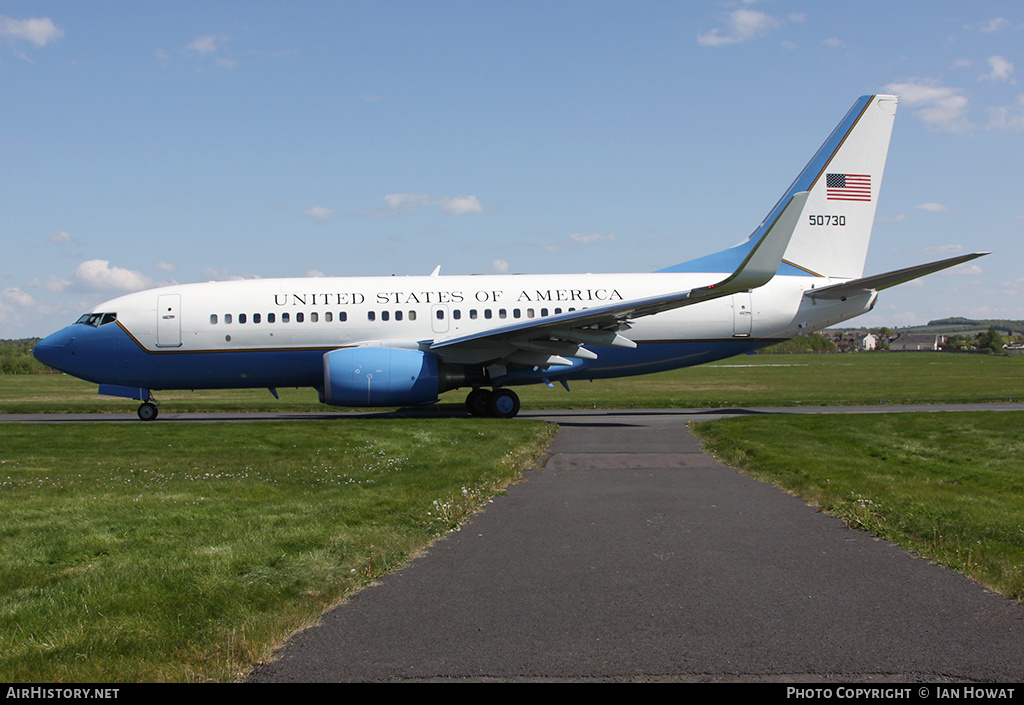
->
689 191 808 300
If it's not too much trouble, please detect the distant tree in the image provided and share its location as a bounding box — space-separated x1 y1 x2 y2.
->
758 333 837 354
976 326 1006 354
941 334 971 352
0 339 52 374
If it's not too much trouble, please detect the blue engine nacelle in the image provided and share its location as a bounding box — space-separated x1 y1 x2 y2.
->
322 347 442 407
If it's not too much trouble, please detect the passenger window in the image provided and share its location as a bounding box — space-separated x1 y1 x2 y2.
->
282 313 290 323
453 310 461 320
368 311 376 321
311 312 318 323
253 313 261 324
239 313 247 324
513 309 521 319
225 314 233 324
325 312 333 322
498 309 507 319
408 311 416 321
382 311 390 321
436 309 445 320
484 309 492 319
268 313 275 323
339 311 347 322
210 314 218 325
470 309 478 320
296 312 304 323
395 310 403 321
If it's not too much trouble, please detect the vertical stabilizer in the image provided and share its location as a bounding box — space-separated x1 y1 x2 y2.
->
659 95 898 280
780 94 898 279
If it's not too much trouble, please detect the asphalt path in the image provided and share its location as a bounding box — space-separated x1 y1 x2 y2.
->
233 404 1022 683
7 405 1024 681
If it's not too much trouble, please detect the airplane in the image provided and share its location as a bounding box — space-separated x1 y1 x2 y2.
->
34 94 986 421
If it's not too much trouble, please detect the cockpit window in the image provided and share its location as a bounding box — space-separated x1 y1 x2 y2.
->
75 312 117 327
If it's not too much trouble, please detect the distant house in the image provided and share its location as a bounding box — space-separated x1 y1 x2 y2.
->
890 333 944 351
860 333 877 351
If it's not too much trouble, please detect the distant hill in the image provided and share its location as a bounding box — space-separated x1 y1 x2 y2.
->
898 318 1024 337
828 318 1024 337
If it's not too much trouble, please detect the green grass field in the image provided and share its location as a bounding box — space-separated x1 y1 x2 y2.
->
4 352 1023 414
0 419 554 682
2 352 1023 682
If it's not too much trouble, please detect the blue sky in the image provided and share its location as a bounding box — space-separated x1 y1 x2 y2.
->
2 1 1022 338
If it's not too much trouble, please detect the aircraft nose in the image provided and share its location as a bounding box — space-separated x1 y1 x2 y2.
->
33 329 76 371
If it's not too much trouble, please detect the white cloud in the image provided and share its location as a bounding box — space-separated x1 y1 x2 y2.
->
155 261 176 271
883 80 972 133
47 230 72 245
989 95 1024 130
199 268 261 281
0 287 39 326
490 259 509 274
916 203 951 213
69 260 153 293
943 263 983 276
379 193 483 216
0 16 63 47
546 232 617 251
877 213 907 223
384 193 432 212
919 244 963 255
184 34 238 69
698 9 781 47
304 205 338 221
569 232 617 244
437 195 483 215
1 287 35 308
979 18 1012 33
186 34 222 55
981 56 1014 83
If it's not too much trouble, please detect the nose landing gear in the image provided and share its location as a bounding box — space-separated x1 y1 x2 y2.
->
137 400 159 421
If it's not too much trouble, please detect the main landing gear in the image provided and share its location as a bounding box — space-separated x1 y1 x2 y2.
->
137 401 159 421
465 388 521 419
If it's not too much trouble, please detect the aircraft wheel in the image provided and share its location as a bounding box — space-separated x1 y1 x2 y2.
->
488 388 520 419
137 402 159 421
465 388 491 417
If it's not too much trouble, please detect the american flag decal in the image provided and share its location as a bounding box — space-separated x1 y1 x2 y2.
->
826 173 871 201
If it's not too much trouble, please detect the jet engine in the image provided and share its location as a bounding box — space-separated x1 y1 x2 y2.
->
322 347 485 407
322 347 441 406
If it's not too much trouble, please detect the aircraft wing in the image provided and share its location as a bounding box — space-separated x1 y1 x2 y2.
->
429 192 807 368
805 252 988 301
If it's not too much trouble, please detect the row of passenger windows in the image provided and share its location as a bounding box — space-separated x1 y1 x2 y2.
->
212 311 353 325
209 307 578 325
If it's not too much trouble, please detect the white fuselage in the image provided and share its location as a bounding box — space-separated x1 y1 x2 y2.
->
106 271 869 359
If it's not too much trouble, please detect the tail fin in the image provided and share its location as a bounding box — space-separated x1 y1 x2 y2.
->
660 95 897 280
780 94 897 279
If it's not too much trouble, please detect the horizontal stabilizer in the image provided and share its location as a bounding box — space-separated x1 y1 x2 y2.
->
806 252 989 300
